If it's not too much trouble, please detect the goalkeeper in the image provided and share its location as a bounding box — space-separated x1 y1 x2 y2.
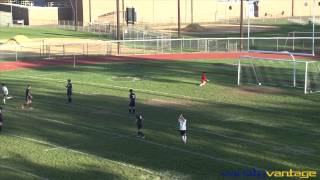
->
200 72 209 87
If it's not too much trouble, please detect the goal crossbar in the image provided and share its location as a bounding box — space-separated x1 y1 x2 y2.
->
238 55 319 94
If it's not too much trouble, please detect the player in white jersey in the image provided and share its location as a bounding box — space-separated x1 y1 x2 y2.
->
178 114 187 144
1 83 9 105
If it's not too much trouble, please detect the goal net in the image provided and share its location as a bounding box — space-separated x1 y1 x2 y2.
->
237 56 320 94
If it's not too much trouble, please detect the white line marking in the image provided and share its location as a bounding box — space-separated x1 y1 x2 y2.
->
8 131 265 171
0 164 49 180
44 144 81 152
7 113 268 170
3 74 319 158
11 95 320 158
2 75 207 101
4 134 157 175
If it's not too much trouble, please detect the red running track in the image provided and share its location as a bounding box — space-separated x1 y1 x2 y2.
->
0 53 318 71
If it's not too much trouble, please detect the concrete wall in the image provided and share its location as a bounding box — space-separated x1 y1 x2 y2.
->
0 11 12 26
80 0 320 25
28 6 58 25
82 0 114 24
259 0 318 17
0 3 12 26
0 3 59 25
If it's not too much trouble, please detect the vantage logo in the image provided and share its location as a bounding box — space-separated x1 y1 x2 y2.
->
266 169 317 179
220 168 317 179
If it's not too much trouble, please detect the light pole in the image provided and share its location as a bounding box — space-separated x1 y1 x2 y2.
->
178 0 181 38
312 0 315 56
292 0 294 16
89 0 92 23
116 0 120 54
247 0 250 51
75 0 78 30
191 0 193 24
122 0 124 24
153 0 155 24
240 0 244 51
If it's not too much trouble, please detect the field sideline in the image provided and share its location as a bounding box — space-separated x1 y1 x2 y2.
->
0 53 319 179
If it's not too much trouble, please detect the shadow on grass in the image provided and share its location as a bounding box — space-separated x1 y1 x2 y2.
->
1 60 319 179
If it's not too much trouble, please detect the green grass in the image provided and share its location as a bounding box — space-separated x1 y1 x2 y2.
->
0 59 319 179
0 27 111 40
180 24 320 38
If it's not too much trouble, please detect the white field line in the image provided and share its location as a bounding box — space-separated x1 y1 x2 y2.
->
5 133 156 175
44 144 81 152
6 113 266 170
7 129 265 171
3 75 319 156
2 75 207 101
10 92 320 158
0 164 49 180
17 113 319 169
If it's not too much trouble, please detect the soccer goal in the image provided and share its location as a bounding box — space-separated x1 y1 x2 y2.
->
237 55 320 94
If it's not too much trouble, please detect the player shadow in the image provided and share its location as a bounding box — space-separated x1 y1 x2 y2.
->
1 61 319 178
3 83 318 179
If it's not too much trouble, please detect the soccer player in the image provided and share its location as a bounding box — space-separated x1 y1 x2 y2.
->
1 83 9 105
66 79 72 103
0 107 3 132
129 89 136 114
22 85 33 109
136 114 145 138
200 72 209 87
178 114 187 144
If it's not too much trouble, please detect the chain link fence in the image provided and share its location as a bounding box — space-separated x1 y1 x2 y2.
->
0 37 319 62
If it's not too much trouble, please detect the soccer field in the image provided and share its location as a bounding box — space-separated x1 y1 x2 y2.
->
0 58 319 179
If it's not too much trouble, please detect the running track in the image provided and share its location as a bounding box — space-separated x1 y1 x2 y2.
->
0 52 318 71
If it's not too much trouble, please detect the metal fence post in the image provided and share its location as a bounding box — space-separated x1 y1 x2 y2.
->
87 43 89 56
206 39 208 52
15 46 18 61
237 59 241 85
215 40 217 52
292 32 295 51
304 61 309 94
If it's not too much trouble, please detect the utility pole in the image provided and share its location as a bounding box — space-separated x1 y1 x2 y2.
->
75 0 78 31
89 0 92 23
292 0 294 16
116 0 120 54
191 0 193 24
122 0 125 24
240 0 244 51
178 0 181 38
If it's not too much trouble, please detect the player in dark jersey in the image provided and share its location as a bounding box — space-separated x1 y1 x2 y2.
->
129 89 136 114
22 85 32 109
0 107 3 132
66 79 72 103
136 114 144 138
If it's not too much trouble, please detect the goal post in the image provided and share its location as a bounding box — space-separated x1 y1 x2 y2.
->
306 61 320 93
237 55 320 94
